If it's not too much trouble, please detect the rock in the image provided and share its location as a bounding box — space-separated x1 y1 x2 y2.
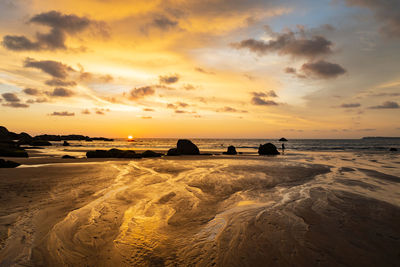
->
279 137 288 142
85 139 93 142
223 145 237 155
0 140 28 157
34 134 62 141
90 137 114 141
0 159 20 168
176 139 200 155
86 149 141 158
167 148 180 156
141 150 162 158
30 140 52 146
62 155 76 159
258 143 280 155
61 135 90 141
0 126 11 140
63 141 70 146
0 148 29 157
389 148 398 152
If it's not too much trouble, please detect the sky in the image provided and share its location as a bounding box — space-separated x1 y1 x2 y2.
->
0 0 399 138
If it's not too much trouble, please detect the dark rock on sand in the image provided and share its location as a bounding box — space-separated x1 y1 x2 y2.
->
63 141 70 146
0 158 20 168
86 149 141 158
0 126 12 140
176 139 200 155
62 155 76 159
258 143 280 155
141 150 163 158
167 148 180 156
0 140 29 157
223 146 237 155
389 147 397 151
166 140 200 156
279 137 288 141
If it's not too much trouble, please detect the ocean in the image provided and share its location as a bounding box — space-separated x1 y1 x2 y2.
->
42 138 400 153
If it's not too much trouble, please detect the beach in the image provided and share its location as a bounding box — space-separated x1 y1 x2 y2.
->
0 150 399 266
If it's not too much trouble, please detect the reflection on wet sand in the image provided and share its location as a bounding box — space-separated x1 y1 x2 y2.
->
0 152 399 266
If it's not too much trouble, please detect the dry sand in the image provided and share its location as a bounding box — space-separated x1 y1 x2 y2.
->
0 152 399 266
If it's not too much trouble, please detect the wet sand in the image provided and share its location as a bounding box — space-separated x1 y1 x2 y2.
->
0 152 399 266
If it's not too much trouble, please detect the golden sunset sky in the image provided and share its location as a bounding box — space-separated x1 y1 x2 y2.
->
0 0 399 138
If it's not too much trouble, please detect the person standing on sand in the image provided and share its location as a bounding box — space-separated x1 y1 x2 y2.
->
282 143 285 154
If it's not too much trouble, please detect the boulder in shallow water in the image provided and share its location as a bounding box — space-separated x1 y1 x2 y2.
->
389 147 397 151
63 141 70 146
258 143 280 155
279 137 288 142
62 155 76 159
167 148 180 156
141 150 163 158
223 145 237 155
176 139 200 155
0 159 20 168
86 148 141 158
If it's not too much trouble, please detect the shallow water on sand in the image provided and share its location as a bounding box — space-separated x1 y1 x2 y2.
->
0 152 399 266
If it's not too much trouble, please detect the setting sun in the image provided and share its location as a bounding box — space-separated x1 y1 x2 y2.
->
128 136 133 140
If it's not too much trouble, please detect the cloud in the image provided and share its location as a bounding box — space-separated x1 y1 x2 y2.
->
46 87 75 97
35 97 48 103
232 26 333 58
167 102 190 109
45 79 77 87
23 88 41 96
159 74 180 84
50 111 75 116
152 16 178 30
24 58 75 79
2 92 21 102
96 110 105 115
345 0 400 37
284 67 296 74
340 103 361 108
251 97 278 106
30 11 91 33
143 108 154 111
141 116 152 119
216 106 248 113
249 91 279 106
175 110 188 114
369 101 399 109
301 60 346 79
78 70 114 83
2 36 40 51
195 67 215 75
252 90 278 98
130 86 155 100
82 109 91 114
2 102 29 108
2 10 105 51
182 84 197 90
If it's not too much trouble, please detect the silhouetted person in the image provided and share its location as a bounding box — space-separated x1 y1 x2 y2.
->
282 143 285 154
